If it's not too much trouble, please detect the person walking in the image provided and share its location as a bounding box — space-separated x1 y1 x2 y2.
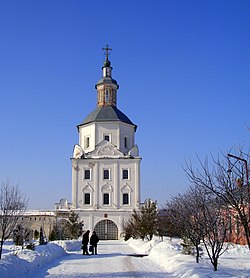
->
90 231 99 255
82 230 90 255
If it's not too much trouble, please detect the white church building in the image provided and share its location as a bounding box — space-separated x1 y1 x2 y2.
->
64 46 142 239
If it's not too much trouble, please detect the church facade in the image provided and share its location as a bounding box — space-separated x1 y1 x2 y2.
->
69 47 142 239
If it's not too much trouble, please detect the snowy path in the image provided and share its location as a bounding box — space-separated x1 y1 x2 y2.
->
30 240 170 278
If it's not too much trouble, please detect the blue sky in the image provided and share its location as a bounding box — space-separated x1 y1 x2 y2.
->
0 0 249 209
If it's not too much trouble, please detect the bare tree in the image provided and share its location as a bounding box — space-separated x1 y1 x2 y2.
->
185 150 250 249
13 225 33 248
166 185 229 271
0 180 28 259
123 216 140 241
156 208 182 240
166 188 204 264
193 187 229 271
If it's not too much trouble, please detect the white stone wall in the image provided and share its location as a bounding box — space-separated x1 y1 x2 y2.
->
72 157 141 210
118 123 135 153
79 124 95 152
73 95 140 238
79 122 135 154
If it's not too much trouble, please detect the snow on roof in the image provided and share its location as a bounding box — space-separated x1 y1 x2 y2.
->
23 210 56 216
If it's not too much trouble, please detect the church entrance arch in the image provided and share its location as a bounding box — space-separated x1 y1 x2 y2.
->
94 219 118 240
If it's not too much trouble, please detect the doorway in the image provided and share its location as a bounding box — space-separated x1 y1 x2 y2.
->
94 219 118 240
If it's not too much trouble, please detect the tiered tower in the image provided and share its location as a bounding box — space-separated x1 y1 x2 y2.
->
71 46 141 239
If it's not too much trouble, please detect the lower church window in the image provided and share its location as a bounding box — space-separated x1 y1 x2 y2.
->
84 193 90 205
103 193 110 205
123 193 129 205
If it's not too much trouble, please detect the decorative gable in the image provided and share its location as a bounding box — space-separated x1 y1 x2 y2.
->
82 183 93 192
101 183 113 192
121 184 132 193
86 140 125 158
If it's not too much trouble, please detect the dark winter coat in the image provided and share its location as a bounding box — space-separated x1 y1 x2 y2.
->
82 230 90 245
90 232 99 247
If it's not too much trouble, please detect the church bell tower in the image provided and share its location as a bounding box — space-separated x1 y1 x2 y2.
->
96 45 118 107
71 45 141 239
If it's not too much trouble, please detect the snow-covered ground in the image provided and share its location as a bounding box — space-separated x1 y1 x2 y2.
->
0 237 250 277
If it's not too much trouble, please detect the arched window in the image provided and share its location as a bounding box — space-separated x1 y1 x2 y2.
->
82 184 93 206
105 89 109 103
121 184 132 206
123 193 129 205
122 169 129 180
124 137 128 148
103 193 110 205
101 184 112 206
86 137 90 148
84 193 91 204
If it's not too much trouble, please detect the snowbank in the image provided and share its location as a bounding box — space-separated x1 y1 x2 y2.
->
0 241 75 278
127 237 250 277
0 237 250 277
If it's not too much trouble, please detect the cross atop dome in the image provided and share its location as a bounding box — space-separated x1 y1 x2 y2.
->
102 44 112 60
